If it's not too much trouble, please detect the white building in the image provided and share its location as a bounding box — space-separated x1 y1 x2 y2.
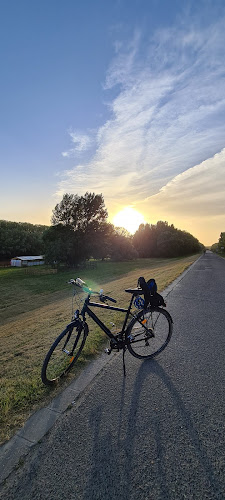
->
10 256 45 267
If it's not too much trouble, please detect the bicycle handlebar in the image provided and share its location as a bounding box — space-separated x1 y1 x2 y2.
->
67 278 117 303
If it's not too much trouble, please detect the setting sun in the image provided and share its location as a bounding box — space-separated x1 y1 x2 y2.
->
113 207 145 234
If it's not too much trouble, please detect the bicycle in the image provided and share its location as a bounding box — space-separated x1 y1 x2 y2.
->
41 277 173 386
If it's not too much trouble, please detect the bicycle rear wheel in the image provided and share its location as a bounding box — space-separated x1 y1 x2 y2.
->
41 321 88 386
126 307 172 359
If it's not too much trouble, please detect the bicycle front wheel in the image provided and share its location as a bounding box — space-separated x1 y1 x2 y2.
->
126 307 173 360
41 321 88 386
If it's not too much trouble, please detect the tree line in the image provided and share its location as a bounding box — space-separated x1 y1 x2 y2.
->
211 232 225 254
0 220 48 261
133 221 202 258
0 192 203 264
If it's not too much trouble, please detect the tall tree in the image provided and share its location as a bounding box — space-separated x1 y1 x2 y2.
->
52 192 108 231
44 193 109 265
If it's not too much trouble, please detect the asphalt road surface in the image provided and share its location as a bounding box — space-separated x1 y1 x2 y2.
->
1 252 225 500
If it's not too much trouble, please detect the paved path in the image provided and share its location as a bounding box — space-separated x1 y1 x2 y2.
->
1 252 225 499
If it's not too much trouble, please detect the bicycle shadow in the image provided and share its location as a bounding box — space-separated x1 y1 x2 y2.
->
83 359 223 499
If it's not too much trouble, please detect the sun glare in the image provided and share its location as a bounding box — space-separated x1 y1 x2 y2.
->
113 207 145 234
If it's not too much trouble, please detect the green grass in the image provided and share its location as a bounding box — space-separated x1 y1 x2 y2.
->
0 257 199 325
0 255 200 444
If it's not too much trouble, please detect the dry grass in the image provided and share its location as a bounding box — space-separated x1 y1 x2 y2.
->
0 255 199 444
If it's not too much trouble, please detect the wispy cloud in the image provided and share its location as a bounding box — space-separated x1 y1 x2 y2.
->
57 15 225 238
62 130 92 157
141 148 225 218
137 147 225 245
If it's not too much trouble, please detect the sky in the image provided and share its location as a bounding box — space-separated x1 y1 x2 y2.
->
1 0 225 246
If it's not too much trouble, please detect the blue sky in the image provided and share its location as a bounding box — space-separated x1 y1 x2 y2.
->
1 0 225 245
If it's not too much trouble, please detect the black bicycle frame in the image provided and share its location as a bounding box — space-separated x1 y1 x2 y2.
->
81 293 136 340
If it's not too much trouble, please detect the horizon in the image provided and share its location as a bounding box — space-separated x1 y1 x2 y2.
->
0 213 216 248
1 0 225 247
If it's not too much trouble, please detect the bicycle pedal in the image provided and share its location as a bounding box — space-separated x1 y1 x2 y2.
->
104 348 111 355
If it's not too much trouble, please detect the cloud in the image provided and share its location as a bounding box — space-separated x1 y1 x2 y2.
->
141 148 225 218
104 30 141 89
57 16 225 227
62 131 92 157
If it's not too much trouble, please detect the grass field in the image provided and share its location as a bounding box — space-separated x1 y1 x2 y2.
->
0 255 199 444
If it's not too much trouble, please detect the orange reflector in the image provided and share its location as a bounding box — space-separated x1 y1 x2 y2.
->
141 319 147 324
69 356 75 363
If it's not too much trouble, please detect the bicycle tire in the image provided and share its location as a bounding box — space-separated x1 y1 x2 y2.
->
126 307 173 360
41 321 88 386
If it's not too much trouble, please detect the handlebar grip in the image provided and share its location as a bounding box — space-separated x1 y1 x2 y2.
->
75 278 86 287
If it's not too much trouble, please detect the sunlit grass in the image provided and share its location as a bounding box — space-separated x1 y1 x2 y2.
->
0 255 199 443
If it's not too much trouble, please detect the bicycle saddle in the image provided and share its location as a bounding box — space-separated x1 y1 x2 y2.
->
125 287 143 296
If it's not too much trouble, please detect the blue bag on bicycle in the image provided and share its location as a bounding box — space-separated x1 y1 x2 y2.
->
138 277 165 308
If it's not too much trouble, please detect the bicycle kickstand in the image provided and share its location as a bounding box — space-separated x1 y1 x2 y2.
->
122 347 126 377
